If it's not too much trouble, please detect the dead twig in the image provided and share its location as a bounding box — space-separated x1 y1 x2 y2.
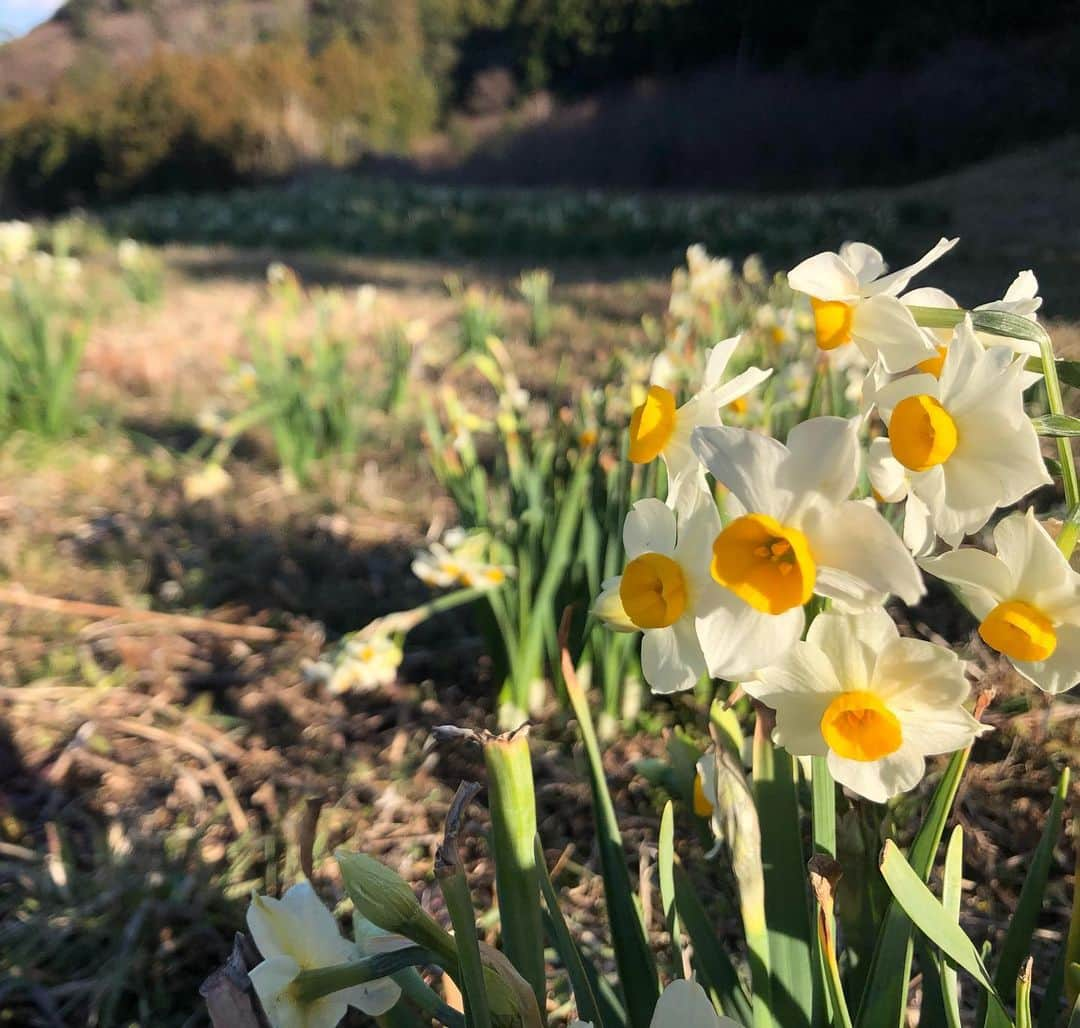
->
0 586 282 642
111 717 249 836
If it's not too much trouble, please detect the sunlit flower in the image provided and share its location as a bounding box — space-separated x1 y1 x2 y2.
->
0 221 34 264
182 463 232 503
247 881 410 1028
117 238 143 269
898 275 1044 376
411 542 464 588
669 245 734 322
318 635 403 694
692 416 924 679
593 494 728 694
573 977 743 1028
745 609 986 802
787 238 957 372
867 317 1050 554
628 335 771 507
412 532 513 592
921 510 1080 694
974 270 1043 356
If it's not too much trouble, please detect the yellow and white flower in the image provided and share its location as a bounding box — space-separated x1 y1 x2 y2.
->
892 274 1044 378
412 532 512 591
921 510 1080 694
593 494 728 694
867 317 1050 554
628 335 771 507
975 270 1043 357
247 881 410 1028
310 635 403 694
745 610 986 802
692 416 924 679
787 238 957 372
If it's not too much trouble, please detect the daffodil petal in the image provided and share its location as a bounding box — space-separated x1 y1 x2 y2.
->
1009 622 1080 695
623 498 677 559
641 620 705 694
851 294 938 374
801 499 925 607
696 590 804 681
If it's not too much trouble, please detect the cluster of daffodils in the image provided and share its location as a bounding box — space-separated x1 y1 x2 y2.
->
596 237 1077 803
412 528 514 591
304 633 404 695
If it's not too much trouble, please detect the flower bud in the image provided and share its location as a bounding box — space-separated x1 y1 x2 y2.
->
335 851 425 937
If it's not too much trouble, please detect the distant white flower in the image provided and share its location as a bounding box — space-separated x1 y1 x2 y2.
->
921 510 1080 694
692 417 924 679
746 610 987 802
247 881 410 1028
323 636 403 694
867 317 1050 554
411 532 513 592
572 977 744 1028
182 464 232 503
117 238 143 269
787 238 957 372
628 335 771 508
0 221 34 265
593 494 728 694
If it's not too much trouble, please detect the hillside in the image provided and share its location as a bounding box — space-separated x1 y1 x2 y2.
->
0 1 306 99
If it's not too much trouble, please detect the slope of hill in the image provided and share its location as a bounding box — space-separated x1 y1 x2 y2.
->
0 0 305 99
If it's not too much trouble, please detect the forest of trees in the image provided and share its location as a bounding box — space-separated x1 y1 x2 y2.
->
1 0 1077 209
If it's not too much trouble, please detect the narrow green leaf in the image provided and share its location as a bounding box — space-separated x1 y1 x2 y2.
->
1070 991 1080 1028
672 867 753 1026
855 745 973 1028
1035 945 1066 1028
810 757 837 1028
879 841 1007 1018
1053 360 1080 390
535 838 607 1028
938 826 964 1028
562 648 659 1028
752 733 813 1028
658 802 683 969
968 309 1046 346
1031 414 1080 437
991 768 1070 1004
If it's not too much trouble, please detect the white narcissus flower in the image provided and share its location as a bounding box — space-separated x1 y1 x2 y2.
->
247 881 410 1028
921 510 1080 695
412 533 513 592
867 317 1050 555
327 636 403 694
572 977 744 1028
745 610 987 803
627 334 771 508
975 270 1043 357
593 493 728 694
691 416 924 680
787 238 957 373
891 277 1044 381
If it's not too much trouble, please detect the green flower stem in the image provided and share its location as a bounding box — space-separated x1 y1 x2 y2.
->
293 946 436 1003
437 865 493 1028
394 967 468 1028
908 305 1080 558
484 734 546 1012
